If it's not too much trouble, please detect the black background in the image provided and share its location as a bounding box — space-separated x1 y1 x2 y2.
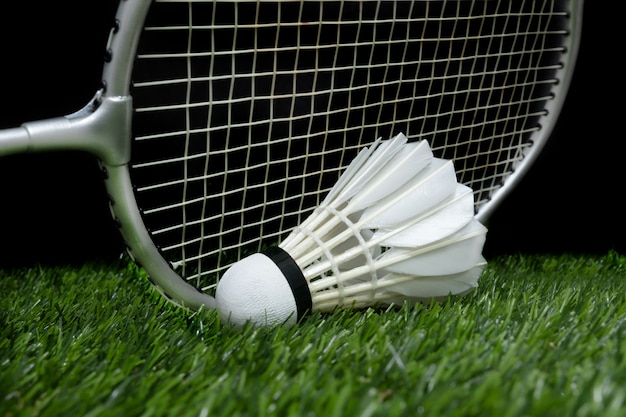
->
0 1 623 267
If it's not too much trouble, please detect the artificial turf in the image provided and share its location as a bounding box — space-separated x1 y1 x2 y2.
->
1 251 625 416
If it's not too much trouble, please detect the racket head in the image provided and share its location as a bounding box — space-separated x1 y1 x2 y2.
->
100 0 583 309
101 0 218 309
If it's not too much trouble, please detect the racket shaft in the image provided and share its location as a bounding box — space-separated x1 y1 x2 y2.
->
0 95 132 166
0 127 31 155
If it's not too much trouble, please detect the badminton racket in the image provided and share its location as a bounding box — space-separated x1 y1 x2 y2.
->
0 0 583 310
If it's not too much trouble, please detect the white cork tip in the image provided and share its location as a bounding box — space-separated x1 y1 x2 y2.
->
215 253 298 327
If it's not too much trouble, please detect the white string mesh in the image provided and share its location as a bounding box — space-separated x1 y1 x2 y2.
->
128 0 570 293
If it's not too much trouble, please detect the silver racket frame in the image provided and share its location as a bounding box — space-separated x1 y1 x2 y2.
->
0 0 217 310
0 0 584 311
101 0 218 310
474 0 584 222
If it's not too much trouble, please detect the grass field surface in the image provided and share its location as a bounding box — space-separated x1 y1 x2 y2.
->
1 252 625 417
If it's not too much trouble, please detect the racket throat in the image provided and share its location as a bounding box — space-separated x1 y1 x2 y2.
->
0 93 132 166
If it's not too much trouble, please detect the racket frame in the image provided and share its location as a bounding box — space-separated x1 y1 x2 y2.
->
475 0 584 222
0 0 584 311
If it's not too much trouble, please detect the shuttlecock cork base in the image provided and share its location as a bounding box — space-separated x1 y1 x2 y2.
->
216 133 487 327
217 247 312 326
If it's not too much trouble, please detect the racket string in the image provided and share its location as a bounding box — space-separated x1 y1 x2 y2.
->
127 0 570 293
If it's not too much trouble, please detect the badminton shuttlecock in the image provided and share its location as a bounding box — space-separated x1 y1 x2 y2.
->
216 133 487 326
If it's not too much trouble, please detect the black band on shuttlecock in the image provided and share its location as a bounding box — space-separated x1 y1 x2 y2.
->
263 246 312 320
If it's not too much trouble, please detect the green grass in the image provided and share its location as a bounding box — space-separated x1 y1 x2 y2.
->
1 252 625 417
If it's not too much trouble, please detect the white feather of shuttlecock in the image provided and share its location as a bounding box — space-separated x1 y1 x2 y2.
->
216 133 487 326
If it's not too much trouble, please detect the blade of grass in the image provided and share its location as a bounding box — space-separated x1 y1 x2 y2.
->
1 252 625 417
